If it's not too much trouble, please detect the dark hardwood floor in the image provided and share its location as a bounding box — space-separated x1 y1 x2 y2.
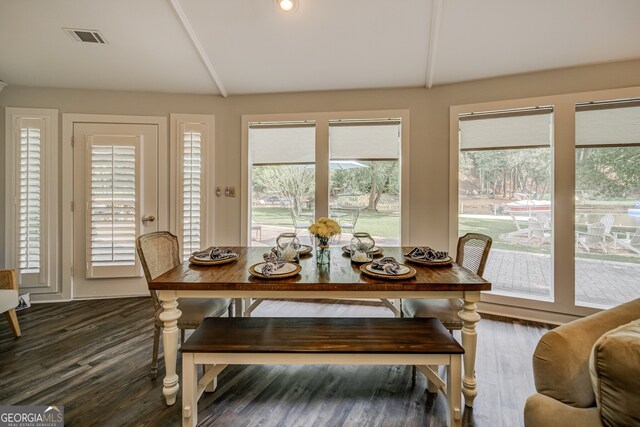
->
0 298 548 426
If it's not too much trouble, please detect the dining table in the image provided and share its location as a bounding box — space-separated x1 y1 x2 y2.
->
149 246 491 408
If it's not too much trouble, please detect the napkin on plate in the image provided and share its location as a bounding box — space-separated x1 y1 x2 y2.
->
406 247 448 261
261 252 286 276
193 247 237 260
371 257 401 275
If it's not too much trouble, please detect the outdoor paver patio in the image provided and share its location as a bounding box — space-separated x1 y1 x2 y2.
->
485 249 640 307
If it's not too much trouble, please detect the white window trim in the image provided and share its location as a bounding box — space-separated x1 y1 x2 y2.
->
241 110 410 246
449 85 640 319
4 107 59 293
170 114 215 257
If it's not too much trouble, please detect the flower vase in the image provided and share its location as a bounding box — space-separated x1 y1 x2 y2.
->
316 240 330 266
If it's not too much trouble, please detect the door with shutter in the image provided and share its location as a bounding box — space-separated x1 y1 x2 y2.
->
73 123 158 298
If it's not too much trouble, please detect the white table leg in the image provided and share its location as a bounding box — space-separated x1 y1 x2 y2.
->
159 292 182 406
459 294 481 407
234 298 245 317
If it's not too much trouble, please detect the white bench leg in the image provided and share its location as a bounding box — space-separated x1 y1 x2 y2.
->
427 365 439 393
447 355 462 427
182 353 198 427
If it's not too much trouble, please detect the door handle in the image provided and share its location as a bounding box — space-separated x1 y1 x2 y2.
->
141 215 156 224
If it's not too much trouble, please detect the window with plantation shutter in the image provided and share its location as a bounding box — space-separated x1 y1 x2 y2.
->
181 126 203 258
86 139 141 278
171 115 214 260
18 120 44 277
5 108 58 292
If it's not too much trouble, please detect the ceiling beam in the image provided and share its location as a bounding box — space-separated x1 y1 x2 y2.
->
425 0 444 89
168 0 228 97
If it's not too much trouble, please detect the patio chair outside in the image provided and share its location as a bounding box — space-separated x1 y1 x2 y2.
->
290 210 313 244
614 228 640 255
336 208 360 242
576 223 607 253
598 214 615 240
527 218 550 245
509 212 530 237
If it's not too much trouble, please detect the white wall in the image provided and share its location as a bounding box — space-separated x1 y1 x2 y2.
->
1 58 640 298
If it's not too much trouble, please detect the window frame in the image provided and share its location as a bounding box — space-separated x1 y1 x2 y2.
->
449 86 640 321
170 114 215 259
4 107 59 293
241 110 410 246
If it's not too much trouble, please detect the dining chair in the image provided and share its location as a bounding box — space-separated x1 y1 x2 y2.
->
402 233 492 331
136 231 232 379
0 269 21 337
402 233 492 385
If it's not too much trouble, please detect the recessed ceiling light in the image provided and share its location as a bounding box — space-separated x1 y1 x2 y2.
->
275 0 298 12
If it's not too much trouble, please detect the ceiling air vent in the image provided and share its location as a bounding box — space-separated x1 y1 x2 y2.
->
63 28 107 44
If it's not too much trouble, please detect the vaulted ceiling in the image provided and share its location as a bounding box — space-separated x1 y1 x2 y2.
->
1 0 639 97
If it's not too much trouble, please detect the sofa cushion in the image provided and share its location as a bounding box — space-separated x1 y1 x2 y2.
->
589 319 640 427
0 289 19 313
532 298 640 408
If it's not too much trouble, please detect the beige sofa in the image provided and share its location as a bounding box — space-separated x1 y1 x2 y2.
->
524 298 640 427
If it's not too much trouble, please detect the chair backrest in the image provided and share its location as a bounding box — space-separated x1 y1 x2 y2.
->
599 214 614 234
0 269 18 291
528 218 546 238
456 233 492 277
631 228 640 245
136 232 181 312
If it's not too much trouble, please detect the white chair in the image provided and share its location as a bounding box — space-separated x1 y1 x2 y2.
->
290 210 313 244
508 212 530 237
598 214 615 240
0 270 21 337
527 218 550 245
576 224 607 253
614 228 640 255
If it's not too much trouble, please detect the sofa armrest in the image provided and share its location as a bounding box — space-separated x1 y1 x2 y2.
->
532 298 640 407
0 270 18 291
524 393 602 427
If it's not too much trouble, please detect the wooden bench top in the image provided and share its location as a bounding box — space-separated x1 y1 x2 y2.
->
181 317 464 354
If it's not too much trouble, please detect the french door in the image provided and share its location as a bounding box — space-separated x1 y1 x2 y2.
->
72 122 158 298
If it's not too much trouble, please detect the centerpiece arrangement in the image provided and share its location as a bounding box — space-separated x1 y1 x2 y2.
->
308 217 341 265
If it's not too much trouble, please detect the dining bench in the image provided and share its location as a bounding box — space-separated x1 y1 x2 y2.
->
181 317 464 427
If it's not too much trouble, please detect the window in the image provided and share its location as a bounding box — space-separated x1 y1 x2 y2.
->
575 99 640 308
170 115 214 258
244 111 408 248
329 120 401 245
458 108 554 300
249 122 316 247
87 141 140 278
4 108 59 290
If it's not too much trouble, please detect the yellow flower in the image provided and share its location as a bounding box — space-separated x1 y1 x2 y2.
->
309 218 341 238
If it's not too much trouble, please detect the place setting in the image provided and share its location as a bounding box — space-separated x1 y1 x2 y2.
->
360 256 417 280
403 246 453 267
343 232 384 263
249 252 302 279
189 247 239 266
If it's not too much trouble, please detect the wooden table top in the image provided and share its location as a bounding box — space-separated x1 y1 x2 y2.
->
149 247 491 292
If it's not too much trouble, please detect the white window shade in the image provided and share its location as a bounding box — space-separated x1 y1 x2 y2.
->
18 119 44 279
576 104 640 147
329 123 400 159
250 125 315 164
86 139 140 278
181 124 203 258
459 110 552 150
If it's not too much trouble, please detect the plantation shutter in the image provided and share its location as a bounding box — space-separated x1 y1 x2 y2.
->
86 137 141 278
181 123 204 258
17 118 46 284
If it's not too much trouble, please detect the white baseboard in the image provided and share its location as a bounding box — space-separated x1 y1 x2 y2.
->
477 301 581 326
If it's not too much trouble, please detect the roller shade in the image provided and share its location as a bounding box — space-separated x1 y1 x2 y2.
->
250 124 315 165
329 122 400 160
576 103 640 147
459 109 553 150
